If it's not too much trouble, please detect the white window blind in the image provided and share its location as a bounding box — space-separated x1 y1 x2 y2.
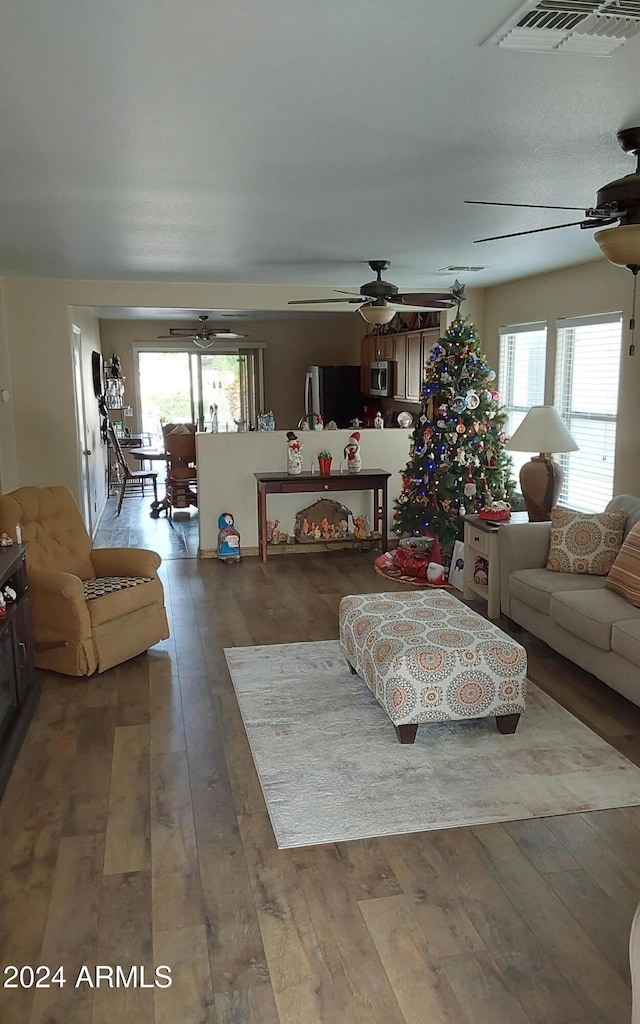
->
498 322 547 481
554 312 622 513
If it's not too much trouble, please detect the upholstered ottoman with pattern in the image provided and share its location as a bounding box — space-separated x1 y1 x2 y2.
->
338 590 527 743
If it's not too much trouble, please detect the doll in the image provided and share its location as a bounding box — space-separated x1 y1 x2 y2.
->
217 512 242 562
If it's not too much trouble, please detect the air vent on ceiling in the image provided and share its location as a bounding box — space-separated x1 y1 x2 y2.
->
482 0 640 54
439 265 486 272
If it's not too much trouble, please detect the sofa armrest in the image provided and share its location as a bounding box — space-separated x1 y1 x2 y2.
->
91 547 162 578
28 568 92 643
498 522 552 617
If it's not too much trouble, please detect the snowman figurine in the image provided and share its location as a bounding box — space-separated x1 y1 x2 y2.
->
343 431 361 474
285 431 303 475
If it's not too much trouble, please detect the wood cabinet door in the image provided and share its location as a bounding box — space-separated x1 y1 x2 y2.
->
405 332 423 403
392 335 407 400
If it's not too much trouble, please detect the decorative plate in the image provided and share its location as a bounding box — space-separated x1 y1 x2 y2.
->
397 411 413 428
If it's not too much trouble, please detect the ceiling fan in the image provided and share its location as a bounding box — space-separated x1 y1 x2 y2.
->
288 260 456 324
157 314 247 349
466 126 640 356
466 126 640 262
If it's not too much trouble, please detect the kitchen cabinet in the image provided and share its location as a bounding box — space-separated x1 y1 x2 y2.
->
392 328 440 404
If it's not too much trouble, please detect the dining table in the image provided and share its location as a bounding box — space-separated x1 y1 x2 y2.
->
129 447 171 517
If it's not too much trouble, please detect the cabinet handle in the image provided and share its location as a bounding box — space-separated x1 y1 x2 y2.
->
82 449 92 456
18 642 27 668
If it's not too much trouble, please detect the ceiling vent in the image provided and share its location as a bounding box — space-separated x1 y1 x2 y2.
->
439 265 486 273
482 1 640 55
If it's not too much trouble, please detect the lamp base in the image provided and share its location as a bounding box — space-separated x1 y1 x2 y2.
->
519 455 563 522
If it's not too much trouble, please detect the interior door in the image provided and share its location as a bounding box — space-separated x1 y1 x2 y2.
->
71 326 93 533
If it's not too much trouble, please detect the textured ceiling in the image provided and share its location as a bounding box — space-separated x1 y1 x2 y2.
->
1 0 640 300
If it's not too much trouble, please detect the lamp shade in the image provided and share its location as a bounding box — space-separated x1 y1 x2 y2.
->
594 224 640 268
505 405 578 454
359 304 396 325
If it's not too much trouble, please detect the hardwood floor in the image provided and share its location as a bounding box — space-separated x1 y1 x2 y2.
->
1 533 640 1023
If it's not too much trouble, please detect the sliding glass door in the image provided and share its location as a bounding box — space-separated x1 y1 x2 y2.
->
137 349 262 442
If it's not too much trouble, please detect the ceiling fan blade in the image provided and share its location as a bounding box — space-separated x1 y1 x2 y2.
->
396 292 456 304
466 200 587 211
474 220 589 243
389 301 452 312
287 297 364 305
168 328 202 336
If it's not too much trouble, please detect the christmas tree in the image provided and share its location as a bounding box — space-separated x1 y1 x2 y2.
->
393 306 515 554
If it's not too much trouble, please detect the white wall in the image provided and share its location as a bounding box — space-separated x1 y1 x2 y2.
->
196 428 413 554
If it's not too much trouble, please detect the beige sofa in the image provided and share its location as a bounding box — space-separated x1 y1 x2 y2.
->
498 495 640 706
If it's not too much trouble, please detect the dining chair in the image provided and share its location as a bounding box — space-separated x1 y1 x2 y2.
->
163 424 198 519
108 425 159 515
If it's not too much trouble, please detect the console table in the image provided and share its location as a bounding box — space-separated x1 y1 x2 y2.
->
255 469 391 563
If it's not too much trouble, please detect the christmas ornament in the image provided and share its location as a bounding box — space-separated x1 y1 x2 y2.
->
456 422 466 434
464 472 477 498
485 369 496 382
491 390 500 402
465 390 480 410
451 396 466 414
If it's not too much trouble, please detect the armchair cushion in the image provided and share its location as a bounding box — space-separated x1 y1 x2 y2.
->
82 576 152 600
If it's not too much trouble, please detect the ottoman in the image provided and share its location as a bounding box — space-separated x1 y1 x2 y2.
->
339 590 527 743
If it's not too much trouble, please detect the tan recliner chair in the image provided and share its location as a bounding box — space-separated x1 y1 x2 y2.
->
0 485 170 676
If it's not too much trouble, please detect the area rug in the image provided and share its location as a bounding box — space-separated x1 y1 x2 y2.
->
224 640 640 849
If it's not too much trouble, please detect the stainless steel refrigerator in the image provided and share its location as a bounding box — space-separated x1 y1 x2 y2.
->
304 365 362 428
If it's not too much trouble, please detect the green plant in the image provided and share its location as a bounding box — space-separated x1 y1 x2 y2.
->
317 449 332 459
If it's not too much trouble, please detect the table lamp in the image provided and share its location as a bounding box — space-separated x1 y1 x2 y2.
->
505 405 578 522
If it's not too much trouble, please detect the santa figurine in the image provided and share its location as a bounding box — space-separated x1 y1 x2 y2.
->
285 431 303 475
217 513 242 562
343 431 361 473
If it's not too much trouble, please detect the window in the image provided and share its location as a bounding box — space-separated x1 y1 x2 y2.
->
498 322 547 481
554 312 622 513
136 347 264 443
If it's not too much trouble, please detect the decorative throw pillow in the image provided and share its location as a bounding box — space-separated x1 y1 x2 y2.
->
605 522 640 606
545 507 626 575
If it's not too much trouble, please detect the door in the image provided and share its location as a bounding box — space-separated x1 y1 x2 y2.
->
71 326 93 533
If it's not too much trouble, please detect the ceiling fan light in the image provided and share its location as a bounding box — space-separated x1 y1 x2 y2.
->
358 305 396 325
594 225 640 268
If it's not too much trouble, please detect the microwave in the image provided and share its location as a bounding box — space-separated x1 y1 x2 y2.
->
369 360 392 397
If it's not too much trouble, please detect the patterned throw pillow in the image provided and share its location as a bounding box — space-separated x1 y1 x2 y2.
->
545 507 626 575
82 576 152 600
605 522 640 606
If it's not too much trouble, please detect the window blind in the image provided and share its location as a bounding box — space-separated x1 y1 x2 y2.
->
554 312 622 513
498 323 547 480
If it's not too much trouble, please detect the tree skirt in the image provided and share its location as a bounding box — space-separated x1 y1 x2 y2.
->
374 551 452 588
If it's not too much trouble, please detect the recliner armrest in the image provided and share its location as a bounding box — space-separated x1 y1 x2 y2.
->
28 568 92 640
91 547 162 578
498 522 552 617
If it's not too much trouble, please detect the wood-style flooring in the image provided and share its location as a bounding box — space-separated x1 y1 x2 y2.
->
2 520 640 1023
